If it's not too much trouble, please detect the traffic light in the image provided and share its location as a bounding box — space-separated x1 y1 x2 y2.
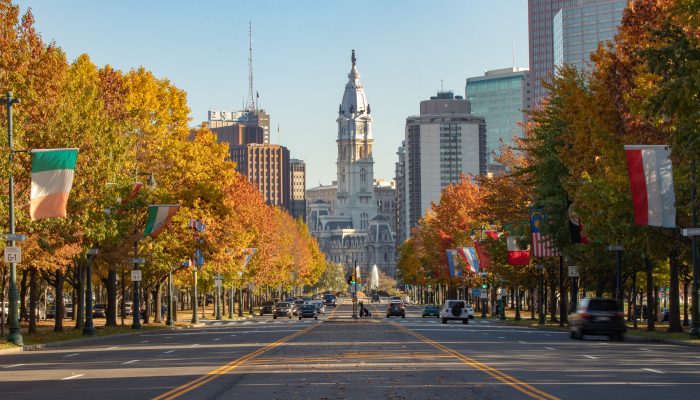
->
482 283 487 289
427 284 431 288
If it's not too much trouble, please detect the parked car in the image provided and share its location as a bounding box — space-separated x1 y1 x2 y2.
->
569 298 626 341
440 300 470 324
465 304 475 319
273 302 295 319
386 300 406 318
323 294 337 307
422 304 440 318
259 300 275 316
92 304 107 318
298 304 318 320
661 308 670 322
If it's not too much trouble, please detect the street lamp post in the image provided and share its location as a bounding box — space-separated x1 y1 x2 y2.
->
131 240 143 330
690 160 700 338
352 260 358 319
607 245 624 312
515 286 521 321
4 92 23 345
228 285 234 319
166 265 174 327
83 248 99 336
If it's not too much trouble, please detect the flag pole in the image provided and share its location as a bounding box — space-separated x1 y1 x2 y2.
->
4 92 23 345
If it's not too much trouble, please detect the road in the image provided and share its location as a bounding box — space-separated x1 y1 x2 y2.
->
1 299 700 399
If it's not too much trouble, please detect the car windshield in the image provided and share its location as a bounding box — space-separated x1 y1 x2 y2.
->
324 295 335 299
301 305 315 310
276 302 289 307
262 301 275 306
588 299 618 311
425 305 437 309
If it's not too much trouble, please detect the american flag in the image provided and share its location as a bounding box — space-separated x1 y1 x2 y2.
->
530 208 560 257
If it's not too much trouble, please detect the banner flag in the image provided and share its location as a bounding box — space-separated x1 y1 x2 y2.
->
530 207 560 257
507 236 531 265
624 145 676 228
446 249 462 277
568 202 588 244
30 148 79 220
144 204 180 238
457 247 479 273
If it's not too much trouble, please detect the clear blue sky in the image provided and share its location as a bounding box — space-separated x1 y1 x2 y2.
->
16 0 529 188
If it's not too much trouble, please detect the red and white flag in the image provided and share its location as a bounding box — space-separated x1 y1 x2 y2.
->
530 208 560 257
624 145 676 228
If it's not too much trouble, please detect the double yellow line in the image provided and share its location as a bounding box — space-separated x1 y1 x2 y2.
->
392 322 560 400
153 324 317 400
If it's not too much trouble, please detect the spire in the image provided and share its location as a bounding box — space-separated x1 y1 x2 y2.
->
348 49 360 81
245 21 256 112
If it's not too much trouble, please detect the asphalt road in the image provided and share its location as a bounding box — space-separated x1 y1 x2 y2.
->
2 299 700 399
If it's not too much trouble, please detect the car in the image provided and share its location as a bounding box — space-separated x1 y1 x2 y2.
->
293 299 304 315
422 304 440 318
371 294 381 303
440 300 470 324
569 298 627 341
465 304 475 319
386 300 406 318
92 303 106 318
273 302 295 319
660 308 670 322
323 294 337 307
311 300 326 315
298 304 318 320
259 300 275 316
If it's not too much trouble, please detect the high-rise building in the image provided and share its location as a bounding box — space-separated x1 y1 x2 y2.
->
307 51 396 278
529 0 628 103
230 143 290 209
402 91 486 234
394 142 406 246
553 0 628 72
207 109 270 150
466 67 530 170
290 159 306 221
529 0 575 104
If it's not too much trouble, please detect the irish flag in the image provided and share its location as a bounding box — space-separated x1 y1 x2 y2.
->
624 145 676 228
144 204 180 238
30 148 79 221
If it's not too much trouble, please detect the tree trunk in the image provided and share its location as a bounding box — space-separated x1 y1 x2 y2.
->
549 271 558 322
530 288 536 320
143 289 151 324
28 267 39 334
683 278 690 326
19 268 29 321
74 261 85 331
104 269 118 327
153 280 163 324
645 257 655 331
667 248 683 332
54 270 65 333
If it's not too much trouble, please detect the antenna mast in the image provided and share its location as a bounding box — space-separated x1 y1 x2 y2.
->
246 21 256 112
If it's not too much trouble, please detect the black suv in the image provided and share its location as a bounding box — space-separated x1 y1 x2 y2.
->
386 301 406 318
569 298 627 341
259 300 275 316
323 294 336 307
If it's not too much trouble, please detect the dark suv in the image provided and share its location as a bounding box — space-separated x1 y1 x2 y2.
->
386 301 406 318
569 298 627 341
323 294 336 307
260 300 275 316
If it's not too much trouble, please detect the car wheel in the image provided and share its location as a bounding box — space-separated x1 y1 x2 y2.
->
273 315 277 319
570 330 576 339
299 317 302 320
422 315 425 318
442 318 447 324
315 316 318 320
386 315 390 318
402 314 405 318
462 319 468 324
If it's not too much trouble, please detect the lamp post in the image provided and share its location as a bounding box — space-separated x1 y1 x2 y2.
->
352 260 358 319
228 285 234 319
83 249 99 336
131 240 144 330
166 266 174 327
515 286 521 321
4 92 23 345
689 159 700 338
537 264 545 325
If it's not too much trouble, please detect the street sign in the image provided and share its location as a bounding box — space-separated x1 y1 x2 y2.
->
467 288 472 295
606 245 624 251
213 275 223 280
132 258 145 264
682 228 700 237
214 280 222 287
4 246 21 263
568 266 579 277
473 288 481 297
500 289 507 296
426 287 433 293
131 270 142 282
480 292 488 299
4 234 26 242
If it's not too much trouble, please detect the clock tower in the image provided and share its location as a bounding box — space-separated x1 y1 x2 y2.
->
335 50 377 231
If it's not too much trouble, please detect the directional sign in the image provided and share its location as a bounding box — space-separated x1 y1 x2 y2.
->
214 280 222 287
4 234 26 242
682 228 700 237
473 288 481 297
213 275 223 280
568 265 579 277
480 292 488 299
4 246 21 263
500 289 507 296
131 270 142 282
606 245 624 251
132 258 145 264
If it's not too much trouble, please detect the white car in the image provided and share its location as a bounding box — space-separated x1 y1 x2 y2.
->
440 300 470 324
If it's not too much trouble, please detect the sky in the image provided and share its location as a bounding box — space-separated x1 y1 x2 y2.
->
16 0 529 188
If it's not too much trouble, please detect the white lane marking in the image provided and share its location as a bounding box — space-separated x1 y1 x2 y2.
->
599 342 609 345
545 347 556 350
122 360 139 365
191 343 199 347
106 346 119 350
61 374 85 380
642 368 665 374
2 364 24 369
230 335 236 337
518 341 528 344
498 337 505 339
213 338 220 341
139 340 149 343
164 350 175 354
639 348 649 351
64 353 79 358
544 334 552 337
583 355 598 359
165 336 172 339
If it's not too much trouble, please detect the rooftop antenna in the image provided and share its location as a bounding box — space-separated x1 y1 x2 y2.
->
245 21 256 112
440 79 444 92
277 124 280 143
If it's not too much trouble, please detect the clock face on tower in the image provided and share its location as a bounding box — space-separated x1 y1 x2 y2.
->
356 124 364 136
